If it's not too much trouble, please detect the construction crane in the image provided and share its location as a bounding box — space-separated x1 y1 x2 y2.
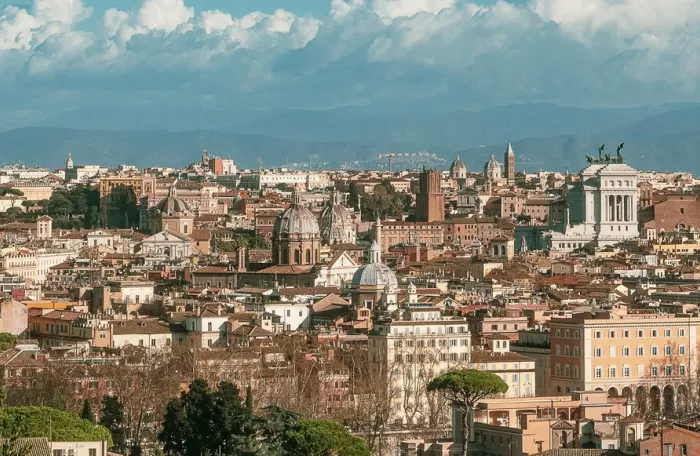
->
257 157 263 171
377 153 397 172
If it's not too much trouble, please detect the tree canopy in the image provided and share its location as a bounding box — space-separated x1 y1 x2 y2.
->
359 181 412 221
159 380 369 456
0 407 112 445
284 419 369 456
0 334 16 351
428 370 507 456
427 370 508 408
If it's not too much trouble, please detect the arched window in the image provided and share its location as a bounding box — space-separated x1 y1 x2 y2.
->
627 427 636 448
306 249 312 264
294 250 301 264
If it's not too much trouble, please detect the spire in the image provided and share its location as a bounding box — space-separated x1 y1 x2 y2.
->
375 217 382 250
369 217 382 263
169 179 178 197
506 141 514 156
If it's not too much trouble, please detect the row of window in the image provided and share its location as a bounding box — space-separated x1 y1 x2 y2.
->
394 352 468 363
592 345 686 358
593 328 686 339
393 338 468 348
391 326 468 335
592 364 686 378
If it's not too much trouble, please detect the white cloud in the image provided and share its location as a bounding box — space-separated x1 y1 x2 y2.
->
371 0 455 20
330 0 365 20
2 0 700 110
137 0 194 32
0 6 41 50
34 0 92 25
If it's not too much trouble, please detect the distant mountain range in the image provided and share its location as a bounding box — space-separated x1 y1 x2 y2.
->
1 102 700 172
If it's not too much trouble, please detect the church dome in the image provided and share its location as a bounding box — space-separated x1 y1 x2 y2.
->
450 155 467 175
319 192 354 244
351 263 398 288
484 154 502 180
274 200 320 239
155 185 189 215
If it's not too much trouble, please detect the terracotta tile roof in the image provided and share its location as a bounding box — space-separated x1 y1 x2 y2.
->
277 287 341 296
253 265 314 275
111 319 172 335
0 438 50 456
39 310 82 321
193 265 231 274
230 324 274 337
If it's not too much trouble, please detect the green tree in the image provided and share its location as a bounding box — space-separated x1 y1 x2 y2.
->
361 182 405 220
159 401 187 456
159 380 255 456
81 399 93 424
348 183 359 210
48 194 72 218
0 406 112 444
5 207 22 219
100 396 126 453
427 370 508 456
245 385 253 414
283 419 369 456
0 333 16 351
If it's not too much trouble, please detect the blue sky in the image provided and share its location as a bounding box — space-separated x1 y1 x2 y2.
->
0 0 699 129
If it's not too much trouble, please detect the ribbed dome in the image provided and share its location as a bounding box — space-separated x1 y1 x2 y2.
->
155 185 189 215
484 154 502 180
450 156 466 173
351 262 398 288
319 193 354 244
274 204 320 238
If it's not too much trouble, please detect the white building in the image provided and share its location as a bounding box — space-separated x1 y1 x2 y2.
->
86 230 115 249
110 319 173 350
240 170 331 190
369 309 472 426
0 195 24 212
51 441 109 456
264 302 310 331
117 281 155 304
0 249 37 282
183 307 229 348
36 249 76 284
547 157 639 253
314 251 359 288
139 229 193 260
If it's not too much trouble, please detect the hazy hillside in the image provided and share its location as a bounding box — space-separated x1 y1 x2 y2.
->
3 102 700 172
228 103 693 150
0 128 377 169
457 131 700 174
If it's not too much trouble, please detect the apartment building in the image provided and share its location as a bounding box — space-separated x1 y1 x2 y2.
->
369 308 471 426
549 311 700 416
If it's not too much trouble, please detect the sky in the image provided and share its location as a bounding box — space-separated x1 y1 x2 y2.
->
1 0 700 128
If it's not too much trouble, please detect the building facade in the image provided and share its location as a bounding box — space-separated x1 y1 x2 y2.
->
549 312 700 417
